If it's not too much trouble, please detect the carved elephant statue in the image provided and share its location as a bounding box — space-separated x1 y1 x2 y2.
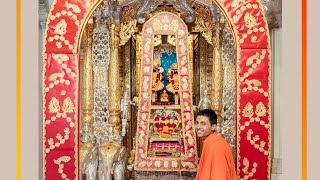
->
80 141 128 180
80 142 94 162
80 142 98 180
99 141 122 180
113 147 128 180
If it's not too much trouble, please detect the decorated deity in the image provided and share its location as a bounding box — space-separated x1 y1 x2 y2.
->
160 125 171 138
152 58 165 103
160 90 169 102
152 110 181 139
166 63 180 104
154 116 164 133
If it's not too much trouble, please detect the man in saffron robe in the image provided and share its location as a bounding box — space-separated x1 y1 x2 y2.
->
195 109 237 180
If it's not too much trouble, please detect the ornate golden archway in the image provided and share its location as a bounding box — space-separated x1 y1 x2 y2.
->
42 0 271 179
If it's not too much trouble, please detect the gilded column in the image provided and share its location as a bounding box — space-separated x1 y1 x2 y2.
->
188 34 194 89
135 33 142 96
211 23 224 133
108 24 121 136
80 23 94 142
199 35 207 99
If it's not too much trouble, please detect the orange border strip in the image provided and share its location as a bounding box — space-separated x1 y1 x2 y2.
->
16 0 21 179
302 0 307 179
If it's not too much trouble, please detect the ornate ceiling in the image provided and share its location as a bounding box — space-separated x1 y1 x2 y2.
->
39 0 281 29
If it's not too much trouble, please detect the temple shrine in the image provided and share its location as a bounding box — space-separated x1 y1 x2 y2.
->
40 0 282 179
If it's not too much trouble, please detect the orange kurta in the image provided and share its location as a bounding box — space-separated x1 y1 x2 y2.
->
196 132 237 180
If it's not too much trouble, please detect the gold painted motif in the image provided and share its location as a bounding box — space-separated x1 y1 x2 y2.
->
231 0 246 8
47 2 82 50
46 128 70 153
119 19 137 46
44 54 76 92
255 102 266 117
181 161 196 169
240 102 269 131
242 102 254 118
60 90 66 95
240 50 268 96
251 35 257 42
48 19 72 49
52 53 69 64
62 97 75 113
85 2 92 8
240 157 258 180
178 40 187 53
247 129 269 155
49 97 60 114
164 161 169 168
187 133 194 145
244 13 257 29
231 3 265 44
66 117 75 128
144 38 152 52
242 79 269 97
54 156 71 180
246 52 263 66
151 16 180 33
65 2 81 13
44 95 73 117
45 72 71 93
155 160 161 167
178 29 185 36
171 160 178 168
54 19 67 36
138 161 153 168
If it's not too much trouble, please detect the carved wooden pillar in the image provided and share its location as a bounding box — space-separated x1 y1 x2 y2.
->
211 23 224 133
108 24 121 136
80 23 94 142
